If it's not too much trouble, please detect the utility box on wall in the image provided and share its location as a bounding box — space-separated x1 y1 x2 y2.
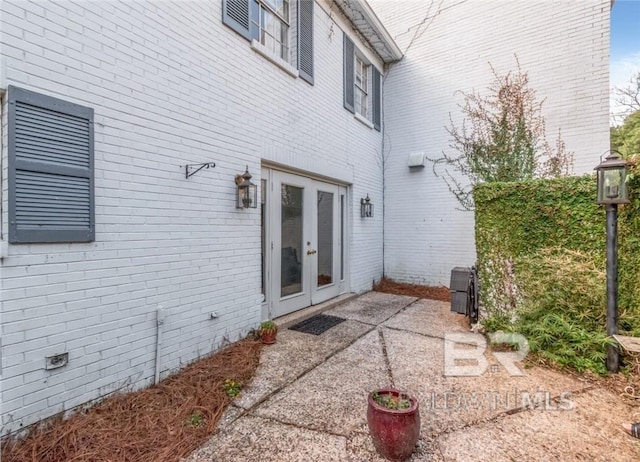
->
450 267 471 314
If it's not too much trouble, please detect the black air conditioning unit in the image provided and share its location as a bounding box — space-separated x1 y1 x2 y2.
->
450 267 470 314
449 266 479 323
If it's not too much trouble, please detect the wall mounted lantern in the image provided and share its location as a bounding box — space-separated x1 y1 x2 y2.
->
235 165 257 209
360 194 373 218
595 151 630 373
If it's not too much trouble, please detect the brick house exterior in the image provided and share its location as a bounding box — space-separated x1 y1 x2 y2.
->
0 0 609 433
371 0 610 285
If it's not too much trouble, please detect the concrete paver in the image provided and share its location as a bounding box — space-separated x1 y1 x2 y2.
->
382 298 468 338
184 292 640 462
234 320 373 410
254 329 388 436
383 327 590 435
326 292 418 325
187 415 348 462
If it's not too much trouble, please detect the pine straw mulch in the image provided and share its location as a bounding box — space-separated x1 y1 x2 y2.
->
2 338 263 462
373 277 451 302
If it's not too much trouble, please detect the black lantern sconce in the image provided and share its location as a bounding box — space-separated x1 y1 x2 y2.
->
594 151 630 373
360 194 373 218
595 152 630 205
235 165 258 209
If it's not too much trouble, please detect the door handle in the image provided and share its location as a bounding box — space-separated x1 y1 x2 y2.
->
307 249 317 255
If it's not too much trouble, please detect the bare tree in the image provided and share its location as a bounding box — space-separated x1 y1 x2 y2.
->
429 59 573 211
612 71 640 125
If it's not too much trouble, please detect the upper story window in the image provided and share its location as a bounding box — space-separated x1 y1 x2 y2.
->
223 0 314 84
354 55 369 119
343 32 381 131
253 0 289 60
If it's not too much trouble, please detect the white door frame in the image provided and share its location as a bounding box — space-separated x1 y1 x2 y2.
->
262 167 349 319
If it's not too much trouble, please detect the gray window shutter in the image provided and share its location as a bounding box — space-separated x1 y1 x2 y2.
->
8 86 94 243
343 33 355 113
298 0 314 85
223 0 251 40
372 66 381 131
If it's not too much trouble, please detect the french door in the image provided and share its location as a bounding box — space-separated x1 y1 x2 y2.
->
267 170 346 318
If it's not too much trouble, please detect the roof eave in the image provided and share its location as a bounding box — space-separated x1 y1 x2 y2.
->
344 0 404 64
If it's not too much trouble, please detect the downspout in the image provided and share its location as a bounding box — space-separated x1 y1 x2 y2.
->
381 59 401 278
381 70 386 278
155 306 165 385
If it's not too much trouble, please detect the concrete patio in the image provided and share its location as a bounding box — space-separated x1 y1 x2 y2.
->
184 293 640 461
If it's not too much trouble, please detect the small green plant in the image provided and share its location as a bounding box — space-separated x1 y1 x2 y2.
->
185 411 203 427
223 378 242 398
260 320 277 331
372 390 411 410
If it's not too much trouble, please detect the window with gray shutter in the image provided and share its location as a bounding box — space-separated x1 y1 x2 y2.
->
222 0 251 40
298 0 314 84
343 33 355 113
8 86 94 243
372 66 381 131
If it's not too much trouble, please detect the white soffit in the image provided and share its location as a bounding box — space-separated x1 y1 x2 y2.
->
339 0 403 64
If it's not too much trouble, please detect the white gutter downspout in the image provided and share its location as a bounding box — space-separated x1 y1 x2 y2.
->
155 306 165 385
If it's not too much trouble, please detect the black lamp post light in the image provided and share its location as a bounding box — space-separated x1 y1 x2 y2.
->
595 152 630 373
236 165 258 209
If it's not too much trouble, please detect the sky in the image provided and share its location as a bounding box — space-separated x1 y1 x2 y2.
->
610 0 640 123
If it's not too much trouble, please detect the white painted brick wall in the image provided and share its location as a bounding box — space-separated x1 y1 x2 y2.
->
371 0 610 286
0 0 385 433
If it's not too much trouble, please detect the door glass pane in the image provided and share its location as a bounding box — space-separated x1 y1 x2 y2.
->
281 184 303 297
317 191 333 287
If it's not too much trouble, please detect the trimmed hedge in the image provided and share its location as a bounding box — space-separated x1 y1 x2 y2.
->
475 176 602 314
474 165 640 374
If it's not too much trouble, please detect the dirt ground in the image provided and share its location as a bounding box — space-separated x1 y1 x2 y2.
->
373 277 451 302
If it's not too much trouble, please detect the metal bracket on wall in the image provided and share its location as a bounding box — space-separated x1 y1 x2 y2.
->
184 162 216 179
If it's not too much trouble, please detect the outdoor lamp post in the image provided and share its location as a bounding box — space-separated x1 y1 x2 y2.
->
595 152 630 373
236 165 258 209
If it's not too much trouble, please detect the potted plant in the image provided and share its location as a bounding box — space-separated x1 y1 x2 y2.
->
259 320 278 345
367 388 420 461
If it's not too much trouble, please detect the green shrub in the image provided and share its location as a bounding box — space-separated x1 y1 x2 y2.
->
494 249 614 375
475 168 640 375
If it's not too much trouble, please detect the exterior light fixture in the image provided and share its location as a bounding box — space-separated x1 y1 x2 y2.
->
594 151 630 373
595 152 630 205
360 194 373 218
235 165 257 209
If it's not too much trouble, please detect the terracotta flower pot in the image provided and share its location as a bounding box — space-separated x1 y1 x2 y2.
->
367 388 420 461
261 328 277 345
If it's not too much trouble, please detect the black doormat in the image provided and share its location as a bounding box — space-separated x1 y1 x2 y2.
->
289 314 346 335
